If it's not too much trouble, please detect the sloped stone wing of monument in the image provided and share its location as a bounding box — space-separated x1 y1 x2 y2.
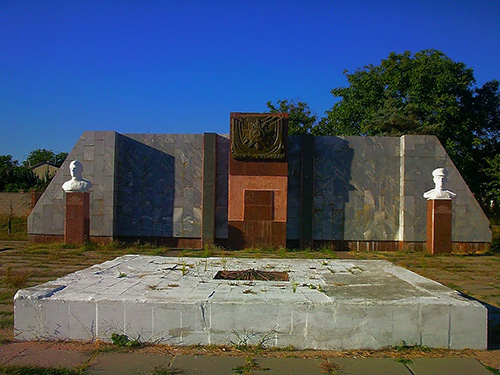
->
27 113 492 252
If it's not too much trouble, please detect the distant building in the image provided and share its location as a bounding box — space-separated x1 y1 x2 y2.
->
31 162 59 179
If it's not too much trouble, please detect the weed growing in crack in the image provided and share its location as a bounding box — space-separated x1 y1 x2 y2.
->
232 357 269 374
117 270 127 278
396 358 413 365
393 340 431 352
229 327 277 351
110 333 141 348
150 367 184 375
319 360 341 375
221 257 228 270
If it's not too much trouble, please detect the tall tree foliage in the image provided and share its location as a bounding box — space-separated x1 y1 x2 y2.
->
23 148 68 167
0 148 68 192
0 155 39 192
270 50 499 211
266 99 317 135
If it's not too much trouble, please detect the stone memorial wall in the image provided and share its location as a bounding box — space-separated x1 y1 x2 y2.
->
28 115 492 251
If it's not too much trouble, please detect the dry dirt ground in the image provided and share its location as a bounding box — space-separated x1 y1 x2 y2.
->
0 239 499 370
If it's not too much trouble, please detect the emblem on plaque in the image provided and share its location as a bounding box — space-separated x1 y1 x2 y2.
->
230 114 286 160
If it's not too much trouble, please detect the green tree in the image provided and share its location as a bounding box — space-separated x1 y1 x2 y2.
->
316 49 499 207
266 99 317 135
0 155 39 192
55 152 68 167
24 149 68 167
485 154 500 218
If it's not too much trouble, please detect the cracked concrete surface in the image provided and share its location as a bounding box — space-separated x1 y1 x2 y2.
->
14 256 487 349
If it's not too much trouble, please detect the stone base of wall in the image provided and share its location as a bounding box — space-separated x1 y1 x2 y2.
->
287 240 490 253
29 234 201 248
452 242 491 253
28 235 490 253
29 235 113 245
114 236 202 249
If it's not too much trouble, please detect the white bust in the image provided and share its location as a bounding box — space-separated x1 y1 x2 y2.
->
423 168 456 200
62 160 92 192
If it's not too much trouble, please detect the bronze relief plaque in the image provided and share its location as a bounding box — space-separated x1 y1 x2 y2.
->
230 114 287 160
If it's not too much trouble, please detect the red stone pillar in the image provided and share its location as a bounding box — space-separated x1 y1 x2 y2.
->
65 192 90 245
426 199 452 254
227 113 288 249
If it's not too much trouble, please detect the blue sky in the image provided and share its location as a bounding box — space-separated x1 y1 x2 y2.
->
1 0 499 162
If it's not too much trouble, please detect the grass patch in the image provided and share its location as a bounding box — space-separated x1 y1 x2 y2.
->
0 292 14 302
486 365 500 375
0 216 28 241
0 365 82 375
0 315 13 329
2 266 31 288
150 367 184 375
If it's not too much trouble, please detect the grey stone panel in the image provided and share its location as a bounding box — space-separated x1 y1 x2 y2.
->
115 134 175 237
115 133 203 238
28 131 117 237
215 135 229 239
174 134 203 237
343 137 400 241
287 135 301 240
117 134 203 238
401 135 491 242
312 136 400 241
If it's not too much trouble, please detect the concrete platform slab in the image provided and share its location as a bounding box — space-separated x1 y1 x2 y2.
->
251 357 324 374
170 355 245 375
3 346 89 368
407 358 491 375
329 358 411 375
87 353 173 375
14 256 487 349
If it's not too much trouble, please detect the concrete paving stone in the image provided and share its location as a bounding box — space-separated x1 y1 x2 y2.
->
170 355 245 375
329 358 412 375
0 343 32 364
5 347 89 369
251 357 324 374
408 358 491 375
87 353 173 375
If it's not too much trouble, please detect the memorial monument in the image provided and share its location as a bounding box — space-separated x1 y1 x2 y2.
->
27 113 491 252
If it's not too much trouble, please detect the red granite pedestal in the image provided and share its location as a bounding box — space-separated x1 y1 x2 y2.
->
65 192 90 245
227 113 288 249
426 199 452 254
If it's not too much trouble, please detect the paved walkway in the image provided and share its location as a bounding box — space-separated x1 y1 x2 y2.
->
0 343 495 374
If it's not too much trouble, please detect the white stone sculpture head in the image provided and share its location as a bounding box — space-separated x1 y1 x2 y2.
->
423 167 456 200
69 160 83 180
432 168 447 191
62 160 92 192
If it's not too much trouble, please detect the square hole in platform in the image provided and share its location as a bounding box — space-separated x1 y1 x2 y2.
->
214 269 289 281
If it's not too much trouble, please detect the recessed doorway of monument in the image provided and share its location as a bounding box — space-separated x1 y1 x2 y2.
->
242 189 285 247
